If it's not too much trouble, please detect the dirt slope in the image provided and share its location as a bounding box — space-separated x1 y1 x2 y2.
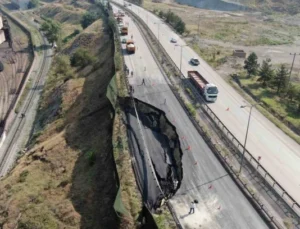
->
0 18 118 229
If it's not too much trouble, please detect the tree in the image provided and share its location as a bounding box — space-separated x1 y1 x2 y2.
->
286 83 298 102
40 19 61 45
175 20 186 34
81 12 98 29
28 0 39 9
296 87 300 113
273 64 289 94
158 10 165 18
244 52 259 77
70 48 96 68
257 58 274 87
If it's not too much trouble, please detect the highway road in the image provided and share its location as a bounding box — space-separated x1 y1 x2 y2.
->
116 0 300 205
0 12 52 176
113 5 268 228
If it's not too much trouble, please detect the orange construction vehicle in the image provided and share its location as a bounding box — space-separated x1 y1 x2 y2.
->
121 26 128 35
126 40 135 54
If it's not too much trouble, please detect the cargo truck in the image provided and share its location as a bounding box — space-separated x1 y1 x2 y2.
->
126 40 135 54
188 71 218 102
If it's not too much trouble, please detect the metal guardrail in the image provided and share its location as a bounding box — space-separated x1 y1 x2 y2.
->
113 2 300 228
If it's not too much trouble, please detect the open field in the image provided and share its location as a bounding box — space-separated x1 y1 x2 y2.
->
143 0 300 137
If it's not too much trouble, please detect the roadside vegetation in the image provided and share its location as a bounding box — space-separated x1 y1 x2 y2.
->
154 9 186 34
232 52 300 139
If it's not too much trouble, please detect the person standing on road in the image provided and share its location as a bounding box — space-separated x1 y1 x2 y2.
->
141 78 145 85
189 201 195 214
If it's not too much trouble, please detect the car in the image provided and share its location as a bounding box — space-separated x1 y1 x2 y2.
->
170 38 177 43
119 23 124 28
128 3 131 6
190 57 200 66
122 38 127 44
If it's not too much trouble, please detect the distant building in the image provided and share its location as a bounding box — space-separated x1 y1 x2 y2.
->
0 16 5 45
233 50 246 58
0 15 12 48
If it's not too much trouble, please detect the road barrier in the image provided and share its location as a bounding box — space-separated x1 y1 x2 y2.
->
113 1 300 228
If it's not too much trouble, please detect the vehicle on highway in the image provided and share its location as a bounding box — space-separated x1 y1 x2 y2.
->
188 71 218 102
190 57 200 66
170 38 177 43
126 40 136 54
119 22 124 28
121 26 128 35
122 38 127 44
128 3 131 6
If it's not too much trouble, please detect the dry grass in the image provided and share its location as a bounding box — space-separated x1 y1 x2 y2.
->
38 3 84 39
144 0 300 46
0 12 121 229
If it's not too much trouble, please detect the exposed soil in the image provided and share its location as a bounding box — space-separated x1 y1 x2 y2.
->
0 16 120 229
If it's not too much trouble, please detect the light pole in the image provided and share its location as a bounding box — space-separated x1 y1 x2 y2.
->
175 44 187 74
238 103 260 174
154 22 163 46
287 53 300 89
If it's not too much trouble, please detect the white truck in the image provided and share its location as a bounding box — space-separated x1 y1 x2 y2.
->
188 71 218 102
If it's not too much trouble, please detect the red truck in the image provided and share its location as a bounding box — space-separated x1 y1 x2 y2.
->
188 71 218 102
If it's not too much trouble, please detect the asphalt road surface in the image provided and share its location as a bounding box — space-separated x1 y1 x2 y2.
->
116 0 300 206
113 5 268 228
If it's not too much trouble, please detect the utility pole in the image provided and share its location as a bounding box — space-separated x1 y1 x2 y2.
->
239 103 261 174
288 53 300 88
175 44 187 74
197 14 200 36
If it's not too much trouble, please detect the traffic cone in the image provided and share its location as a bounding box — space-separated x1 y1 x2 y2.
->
208 184 213 189
194 161 197 165
181 136 185 140
217 206 221 210
186 145 191 151
226 107 229 111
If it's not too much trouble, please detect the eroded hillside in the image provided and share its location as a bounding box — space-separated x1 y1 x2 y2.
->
0 16 119 228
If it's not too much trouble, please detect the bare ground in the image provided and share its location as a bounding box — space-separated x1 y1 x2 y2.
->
0 16 120 229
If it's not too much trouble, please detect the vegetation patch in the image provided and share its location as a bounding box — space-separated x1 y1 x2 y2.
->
232 52 300 139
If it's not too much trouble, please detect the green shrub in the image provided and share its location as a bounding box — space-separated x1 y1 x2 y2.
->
86 151 96 166
70 48 96 68
19 170 29 183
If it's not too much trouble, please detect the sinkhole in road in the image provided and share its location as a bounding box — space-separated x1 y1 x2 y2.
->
121 98 183 208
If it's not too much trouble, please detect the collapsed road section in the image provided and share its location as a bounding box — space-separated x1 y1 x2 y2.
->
121 97 183 209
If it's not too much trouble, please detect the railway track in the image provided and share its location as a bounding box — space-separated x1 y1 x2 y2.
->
0 28 49 175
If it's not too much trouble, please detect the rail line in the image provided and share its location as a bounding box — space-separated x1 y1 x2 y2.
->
0 30 48 175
